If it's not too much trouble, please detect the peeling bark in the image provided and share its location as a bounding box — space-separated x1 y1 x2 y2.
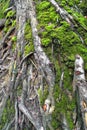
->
0 0 55 129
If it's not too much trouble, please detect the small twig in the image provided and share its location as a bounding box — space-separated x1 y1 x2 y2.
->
15 100 19 130
30 58 38 69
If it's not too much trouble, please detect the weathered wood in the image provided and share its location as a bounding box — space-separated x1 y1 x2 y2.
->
28 0 55 100
0 95 8 121
14 1 45 130
73 55 87 130
16 0 26 60
18 102 44 130
60 70 64 88
21 72 28 103
15 100 19 130
0 50 10 64
19 52 33 68
0 27 15 49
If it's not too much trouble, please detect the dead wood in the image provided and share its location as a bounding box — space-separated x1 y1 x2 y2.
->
0 95 8 121
0 27 15 49
73 54 87 130
15 100 19 130
19 52 34 68
48 0 74 26
0 50 10 64
16 0 26 59
0 0 55 129
18 100 44 130
28 0 55 102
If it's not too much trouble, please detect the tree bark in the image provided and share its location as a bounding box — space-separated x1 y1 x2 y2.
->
73 55 87 130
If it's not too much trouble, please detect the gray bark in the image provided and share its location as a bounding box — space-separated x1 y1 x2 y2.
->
27 0 55 104
18 102 44 130
73 54 87 130
0 27 15 49
0 0 55 130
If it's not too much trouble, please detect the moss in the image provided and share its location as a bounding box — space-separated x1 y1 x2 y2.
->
35 1 82 128
5 19 12 26
37 85 48 105
3 10 16 34
12 20 16 27
24 43 34 55
11 36 17 42
3 27 9 33
6 10 16 19
41 38 51 46
0 99 15 129
24 21 34 55
37 1 50 10
0 0 9 18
